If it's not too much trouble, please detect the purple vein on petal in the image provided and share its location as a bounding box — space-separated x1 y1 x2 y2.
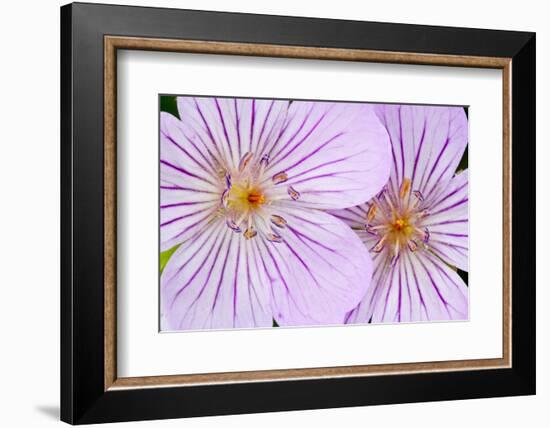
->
161 201 214 209
429 180 468 210
249 99 256 149
262 238 315 319
279 132 346 175
166 222 223 283
398 105 405 188
234 98 242 158
214 98 234 161
255 100 275 151
423 159 457 201
430 232 468 238
380 261 398 321
423 218 468 227
193 98 225 162
404 251 428 319
415 254 452 318
286 150 367 182
176 231 230 323
416 111 446 192
403 254 413 320
284 226 353 282
380 111 400 191
410 115 428 186
232 241 242 326
270 104 337 169
168 226 226 309
255 238 293 303
288 169 363 186
397 259 403 322
160 185 216 194
429 197 468 216
162 129 217 177
284 212 342 239
160 206 213 227
245 246 258 326
268 104 314 163
160 159 216 186
262 110 293 159
422 135 450 195
210 234 233 314
166 211 216 246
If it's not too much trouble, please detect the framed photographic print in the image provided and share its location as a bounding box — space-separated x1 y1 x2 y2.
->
60 2 536 424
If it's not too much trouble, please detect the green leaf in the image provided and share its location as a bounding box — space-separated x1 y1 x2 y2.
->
160 95 179 119
160 244 180 273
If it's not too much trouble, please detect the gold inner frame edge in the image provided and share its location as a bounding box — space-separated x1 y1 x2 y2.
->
104 36 512 391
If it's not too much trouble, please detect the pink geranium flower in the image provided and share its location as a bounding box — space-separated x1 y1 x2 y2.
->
332 104 469 323
160 97 390 330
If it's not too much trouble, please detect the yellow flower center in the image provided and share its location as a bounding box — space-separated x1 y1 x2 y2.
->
367 178 430 258
227 182 265 212
390 217 413 236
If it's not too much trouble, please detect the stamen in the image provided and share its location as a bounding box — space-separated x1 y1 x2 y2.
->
412 190 424 202
221 189 229 208
260 154 269 168
224 173 232 189
287 185 300 201
371 236 387 253
419 209 430 218
365 224 379 235
407 240 418 252
243 227 257 240
266 232 283 243
239 152 254 173
367 204 378 223
399 178 411 199
382 189 397 212
272 171 288 185
270 214 287 228
226 219 241 233
423 228 430 243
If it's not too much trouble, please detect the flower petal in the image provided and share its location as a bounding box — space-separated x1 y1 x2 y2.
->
264 101 391 209
160 112 220 250
161 220 273 331
347 250 468 323
257 208 373 325
329 205 377 246
375 104 468 200
177 96 289 170
422 170 469 271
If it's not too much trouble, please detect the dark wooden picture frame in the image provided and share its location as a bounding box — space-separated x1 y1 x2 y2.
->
61 2 535 424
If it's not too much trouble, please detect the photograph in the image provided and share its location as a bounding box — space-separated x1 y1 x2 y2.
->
159 96 469 331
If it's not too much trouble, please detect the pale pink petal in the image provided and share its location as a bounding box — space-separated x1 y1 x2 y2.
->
160 112 220 251
256 208 373 325
264 101 391 210
422 170 469 271
348 250 468 323
161 220 273 331
177 96 288 170
375 104 468 200
329 204 377 247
